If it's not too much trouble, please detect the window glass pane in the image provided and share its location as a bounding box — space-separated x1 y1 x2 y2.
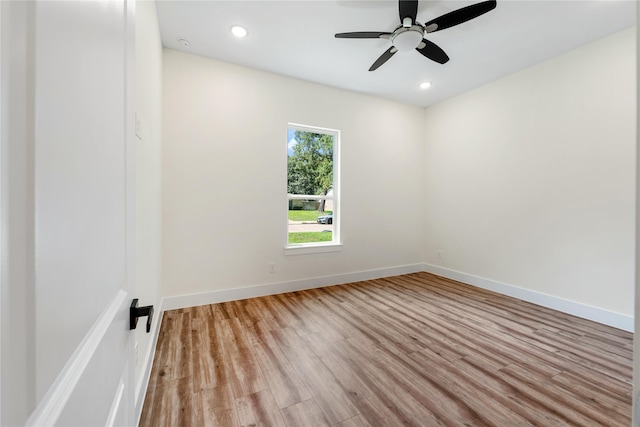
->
288 206 334 245
287 125 338 247
287 128 333 197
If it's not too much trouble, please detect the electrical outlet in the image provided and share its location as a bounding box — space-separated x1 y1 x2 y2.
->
270 263 276 273
437 250 443 260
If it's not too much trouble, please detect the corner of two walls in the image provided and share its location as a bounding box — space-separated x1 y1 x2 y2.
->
422 27 636 330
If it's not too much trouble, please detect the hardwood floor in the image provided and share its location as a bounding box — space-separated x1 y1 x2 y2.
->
139 272 633 426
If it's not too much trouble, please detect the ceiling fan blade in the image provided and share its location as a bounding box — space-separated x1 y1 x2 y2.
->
335 32 392 39
399 0 418 24
424 0 496 33
369 47 398 71
416 39 449 64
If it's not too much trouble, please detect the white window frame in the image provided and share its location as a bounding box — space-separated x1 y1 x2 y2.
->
285 123 342 255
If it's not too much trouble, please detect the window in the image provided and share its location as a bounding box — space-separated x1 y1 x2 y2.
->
286 123 340 253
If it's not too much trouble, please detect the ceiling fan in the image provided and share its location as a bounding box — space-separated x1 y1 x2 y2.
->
335 0 497 71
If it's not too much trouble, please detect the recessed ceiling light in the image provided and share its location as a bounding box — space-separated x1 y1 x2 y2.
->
231 25 248 38
419 82 432 90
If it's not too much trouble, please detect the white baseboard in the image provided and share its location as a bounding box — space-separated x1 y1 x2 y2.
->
134 304 164 426
161 263 425 311
422 263 633 332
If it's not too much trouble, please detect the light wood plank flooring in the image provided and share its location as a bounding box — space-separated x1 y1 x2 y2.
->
140 272 632 426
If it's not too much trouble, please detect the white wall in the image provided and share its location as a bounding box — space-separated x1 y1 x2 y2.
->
162 49 425 298
423 28 635 318
134 0 162 411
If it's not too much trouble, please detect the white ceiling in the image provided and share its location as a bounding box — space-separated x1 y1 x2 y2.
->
156 0 636 108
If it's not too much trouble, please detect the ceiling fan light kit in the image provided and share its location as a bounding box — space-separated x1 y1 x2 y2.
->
391 26 424 51
335 0 497 71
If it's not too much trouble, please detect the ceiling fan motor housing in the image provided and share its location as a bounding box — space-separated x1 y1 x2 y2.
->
391 25 425 51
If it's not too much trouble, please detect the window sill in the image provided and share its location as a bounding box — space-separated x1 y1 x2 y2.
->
284 243 343 256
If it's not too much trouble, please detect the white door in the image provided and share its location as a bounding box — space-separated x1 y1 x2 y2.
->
1 1 138 426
